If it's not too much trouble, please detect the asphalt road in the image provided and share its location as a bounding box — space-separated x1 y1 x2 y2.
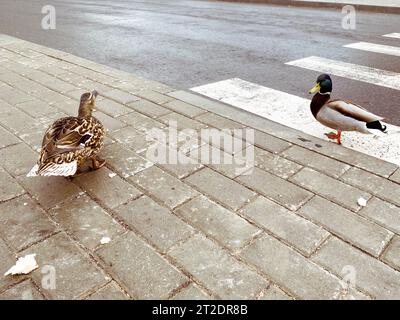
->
0 0 400 124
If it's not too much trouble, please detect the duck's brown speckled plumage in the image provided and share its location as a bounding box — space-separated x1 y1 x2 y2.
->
38 115 105 173
28 90 105 177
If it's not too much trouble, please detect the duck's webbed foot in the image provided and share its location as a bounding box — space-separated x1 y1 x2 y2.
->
325 130 342 145
90 156 106 171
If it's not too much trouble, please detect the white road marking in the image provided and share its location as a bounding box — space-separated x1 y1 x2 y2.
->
383 33 400 39
285 56 400 91
344 42 400 57
191 78 400 166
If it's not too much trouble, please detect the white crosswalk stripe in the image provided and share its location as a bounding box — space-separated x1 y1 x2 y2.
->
344 42 400 57
383 33 400 39
191 78 400 166
285 56 400 90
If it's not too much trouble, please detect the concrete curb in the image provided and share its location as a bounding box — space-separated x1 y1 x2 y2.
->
210 0 400 14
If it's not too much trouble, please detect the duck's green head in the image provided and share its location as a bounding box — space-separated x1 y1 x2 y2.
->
309 74 332 94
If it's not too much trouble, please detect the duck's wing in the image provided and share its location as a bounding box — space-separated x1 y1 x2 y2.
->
41 117 93 160
326 99 384 123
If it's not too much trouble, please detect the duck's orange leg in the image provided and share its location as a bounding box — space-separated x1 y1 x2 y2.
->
325 130 342 145
337 130 342 145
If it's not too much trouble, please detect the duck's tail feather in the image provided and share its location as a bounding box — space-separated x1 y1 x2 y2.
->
366 120 387 133
27 161 78 177
27 164 40 177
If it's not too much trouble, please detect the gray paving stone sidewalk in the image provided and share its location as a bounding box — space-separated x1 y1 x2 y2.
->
0 34 400 300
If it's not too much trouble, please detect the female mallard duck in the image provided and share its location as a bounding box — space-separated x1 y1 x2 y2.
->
308 74 387 145
28 90 106 177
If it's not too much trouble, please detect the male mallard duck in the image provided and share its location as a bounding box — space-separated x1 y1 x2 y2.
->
308 74 387 144
28 90 106 177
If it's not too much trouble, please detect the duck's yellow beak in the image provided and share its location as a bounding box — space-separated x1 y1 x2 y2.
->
308 83 321 94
